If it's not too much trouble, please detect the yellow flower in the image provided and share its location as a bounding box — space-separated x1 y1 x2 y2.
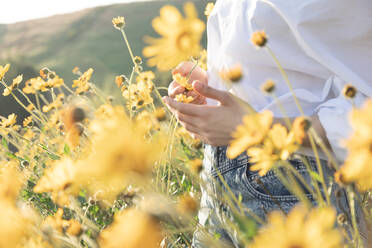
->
250 206 342 248
42 94 64 112
137 71 155 84
112 16 126 30
2 75 23 96
72 68 93 94
173 72 193 90
219 64 243 83
251 30 268 47
336 99 372 191
0 162 23 202
227 110 273 159
136 71 155 91
188 158 203 173
176 126 202 148
77 109 164 200
175 93 194 103
66 219 82 236
23 116 33 127
143 2 205 71
0 64 10 80
34 158 76 205
23 77 44 94
0 165 32 248
122 81 153 110
23 129 35 140
0 201 30 247
154 107 166 121
99 209 163 248
177 193 199 215
248 124 298 176
27 103 35 111
204 2 215 18
1 113 17 128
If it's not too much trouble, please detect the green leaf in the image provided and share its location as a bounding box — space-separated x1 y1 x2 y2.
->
6 152 16 159
64 144 71 156
309 171 323 182
47 152 60 160
1 137 8 149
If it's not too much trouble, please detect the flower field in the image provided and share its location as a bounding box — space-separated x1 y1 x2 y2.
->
0 2 371 247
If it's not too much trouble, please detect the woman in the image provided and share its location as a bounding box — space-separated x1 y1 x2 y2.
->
163 0 372 247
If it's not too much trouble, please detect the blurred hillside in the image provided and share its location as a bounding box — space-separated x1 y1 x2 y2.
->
0 0 208 91
0 0 208 117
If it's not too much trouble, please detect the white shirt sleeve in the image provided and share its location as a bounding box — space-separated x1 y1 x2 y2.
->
315 76 367 161
263 0 372 160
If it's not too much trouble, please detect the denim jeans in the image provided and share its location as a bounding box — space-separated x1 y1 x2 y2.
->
192 145 362 248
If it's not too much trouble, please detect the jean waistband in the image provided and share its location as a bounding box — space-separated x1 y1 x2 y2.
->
203 145 327 177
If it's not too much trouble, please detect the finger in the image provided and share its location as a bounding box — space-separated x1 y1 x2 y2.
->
169 84 185 98
193 80 231 105
163 96 204 116
187 91 206 105
175 111 198 126
180 121 201 135
172 61 194 76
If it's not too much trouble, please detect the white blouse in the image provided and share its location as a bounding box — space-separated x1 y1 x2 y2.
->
207 0 372 160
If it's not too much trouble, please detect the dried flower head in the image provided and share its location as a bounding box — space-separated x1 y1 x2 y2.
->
261 79 276 94
112 16 126 30
219 64 243 83
342 84 357 99
39 67 49 79
134 56 143 65
251 30 268 47
115 75 127 88
293 116 311 144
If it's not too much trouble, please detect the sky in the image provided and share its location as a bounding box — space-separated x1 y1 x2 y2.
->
0 0 150 24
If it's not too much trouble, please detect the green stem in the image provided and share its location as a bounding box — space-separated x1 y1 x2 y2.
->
266 46 305 115
120 29 136 67
347 187 363 247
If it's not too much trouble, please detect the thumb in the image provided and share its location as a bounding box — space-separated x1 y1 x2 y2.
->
193 80 230 104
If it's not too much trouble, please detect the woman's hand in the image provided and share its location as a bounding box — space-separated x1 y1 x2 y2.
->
168 61 208 105
164 81 251 146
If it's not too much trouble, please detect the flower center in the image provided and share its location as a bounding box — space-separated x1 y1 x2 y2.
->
177 32 193 51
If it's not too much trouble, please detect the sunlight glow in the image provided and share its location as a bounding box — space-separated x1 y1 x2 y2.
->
1 0 151 24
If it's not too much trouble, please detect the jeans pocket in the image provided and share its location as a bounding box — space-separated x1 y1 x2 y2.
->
242 159 315 202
